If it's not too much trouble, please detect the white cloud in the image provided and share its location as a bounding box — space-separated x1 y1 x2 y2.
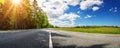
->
77 11 82 14
109 8 113 11
77 11 80 14
109 7 118 12
92 6 100 11
80 0 103 11
59 13 80 20
42 0 69 15
35 0 81 27
59 13 80 25
85 15 92 19
114 10 117 12
46 13 80 27
64 0 80 6
115 7 117 9
35 0 105 27
50 20 74 27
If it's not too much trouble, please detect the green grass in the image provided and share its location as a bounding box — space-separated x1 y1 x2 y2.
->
56 27 120 34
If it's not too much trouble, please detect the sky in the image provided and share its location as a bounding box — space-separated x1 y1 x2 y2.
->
36 0 120 27
1 0 120 27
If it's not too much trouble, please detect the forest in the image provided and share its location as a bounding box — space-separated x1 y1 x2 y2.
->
0 0 53 30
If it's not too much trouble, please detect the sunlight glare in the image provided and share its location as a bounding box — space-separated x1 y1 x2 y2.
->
12 0 20 5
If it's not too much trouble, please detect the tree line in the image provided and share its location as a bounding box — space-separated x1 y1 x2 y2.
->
75 26 119 28
0 0 53 30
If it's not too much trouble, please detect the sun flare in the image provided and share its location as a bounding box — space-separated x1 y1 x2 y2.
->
12 0 20 5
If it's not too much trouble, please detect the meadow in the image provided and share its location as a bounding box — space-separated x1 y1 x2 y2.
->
56 27 120 34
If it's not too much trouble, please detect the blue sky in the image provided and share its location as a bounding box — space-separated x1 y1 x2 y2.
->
65 0 120 26
37 0 120 27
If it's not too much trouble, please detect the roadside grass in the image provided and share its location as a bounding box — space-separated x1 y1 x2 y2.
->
56 27 120 34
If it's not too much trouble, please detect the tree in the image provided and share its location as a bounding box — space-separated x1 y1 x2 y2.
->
0 0 52 30
0 3 4 29
15 0 35 29
32 0 52 28
2 0 12 29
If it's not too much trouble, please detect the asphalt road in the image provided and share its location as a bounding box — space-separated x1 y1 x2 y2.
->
49 29 120 48
0 29 49 48
0 29 120 48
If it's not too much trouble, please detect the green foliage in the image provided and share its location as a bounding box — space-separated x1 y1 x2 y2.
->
0 0 52 30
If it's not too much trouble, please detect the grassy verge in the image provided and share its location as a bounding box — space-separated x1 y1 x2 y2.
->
56 27 120 34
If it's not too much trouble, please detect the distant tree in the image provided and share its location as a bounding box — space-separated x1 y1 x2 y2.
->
32 0 52 28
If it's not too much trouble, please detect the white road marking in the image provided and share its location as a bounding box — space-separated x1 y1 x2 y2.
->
49 31 53 48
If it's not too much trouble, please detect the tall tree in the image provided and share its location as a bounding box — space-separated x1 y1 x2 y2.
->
2 0 13 29
32 0 52 28
3 0 34 29
16 0 35 29
32 0 41 28
0 0 52 30
0 3 4 29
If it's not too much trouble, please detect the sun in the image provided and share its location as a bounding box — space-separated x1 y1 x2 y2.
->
12 0 20 5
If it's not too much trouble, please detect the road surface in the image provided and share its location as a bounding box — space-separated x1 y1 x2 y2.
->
0 29 49 48
0 29 120 48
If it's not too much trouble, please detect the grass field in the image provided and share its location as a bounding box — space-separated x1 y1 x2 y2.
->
56 27 120 34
